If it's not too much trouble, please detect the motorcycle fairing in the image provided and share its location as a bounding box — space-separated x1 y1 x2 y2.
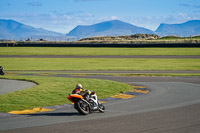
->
67 94 84 103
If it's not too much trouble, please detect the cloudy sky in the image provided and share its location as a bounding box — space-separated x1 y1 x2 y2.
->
0 0 200 34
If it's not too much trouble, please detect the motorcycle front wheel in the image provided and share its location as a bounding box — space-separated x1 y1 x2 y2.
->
98 102 105 113
75 100 90 115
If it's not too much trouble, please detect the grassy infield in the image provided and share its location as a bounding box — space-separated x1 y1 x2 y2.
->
1 47 200 55
0 47 200 112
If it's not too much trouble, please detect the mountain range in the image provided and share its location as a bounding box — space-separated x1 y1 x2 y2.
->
155 20 200 37
0 19 63 40
66 20 154 38
0 19 200 40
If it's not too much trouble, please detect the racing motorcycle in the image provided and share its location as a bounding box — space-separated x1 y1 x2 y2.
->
0 66 4 75
67 92 105 115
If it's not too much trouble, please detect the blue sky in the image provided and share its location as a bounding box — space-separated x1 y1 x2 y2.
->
0 0 200 33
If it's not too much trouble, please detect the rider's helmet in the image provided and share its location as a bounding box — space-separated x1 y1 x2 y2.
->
76 83 82 89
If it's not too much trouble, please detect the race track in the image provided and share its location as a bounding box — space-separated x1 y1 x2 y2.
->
0 75 200 133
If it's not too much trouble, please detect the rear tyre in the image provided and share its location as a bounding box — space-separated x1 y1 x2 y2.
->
75 100 90 115
0 71 4 75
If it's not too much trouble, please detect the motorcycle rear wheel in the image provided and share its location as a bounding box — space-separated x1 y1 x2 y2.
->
0 71 4 75
75 100 90 115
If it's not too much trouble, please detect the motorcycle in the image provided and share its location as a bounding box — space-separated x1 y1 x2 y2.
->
67 92 105 115
0 66 4 75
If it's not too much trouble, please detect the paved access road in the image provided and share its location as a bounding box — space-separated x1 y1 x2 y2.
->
0 79 36 95
0 75 200 133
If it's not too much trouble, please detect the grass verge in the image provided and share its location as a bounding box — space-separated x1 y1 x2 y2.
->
103 73 200 77
0 47 200 55
1 58 200 70
0 75 132 113
5 72 200 77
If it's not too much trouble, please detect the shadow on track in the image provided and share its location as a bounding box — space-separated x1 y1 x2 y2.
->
26 112 80 117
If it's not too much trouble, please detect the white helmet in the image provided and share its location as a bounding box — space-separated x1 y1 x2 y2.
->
76 83 82 89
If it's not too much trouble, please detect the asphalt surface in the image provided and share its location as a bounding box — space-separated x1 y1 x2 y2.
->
0 75 200 133
4 103 199 133
0 79 36 95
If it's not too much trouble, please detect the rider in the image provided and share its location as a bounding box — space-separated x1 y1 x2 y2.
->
0 66 4 75
72 83 98 108
72 83 95 96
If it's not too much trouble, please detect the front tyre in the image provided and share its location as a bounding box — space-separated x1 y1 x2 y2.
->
75 100 90 115
98 102 105 113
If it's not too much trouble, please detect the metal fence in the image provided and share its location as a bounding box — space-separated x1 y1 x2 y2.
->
0 36 81 42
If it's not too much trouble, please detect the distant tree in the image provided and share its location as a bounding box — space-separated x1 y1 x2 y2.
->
26 38 31 41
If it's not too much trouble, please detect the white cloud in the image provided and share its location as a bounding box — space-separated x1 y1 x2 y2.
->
111 16 119 20
97 16 120 22
0 11 97 33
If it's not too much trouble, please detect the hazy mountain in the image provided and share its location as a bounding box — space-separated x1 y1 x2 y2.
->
2 19 200 40
0 19 64 40
66 20 154 38
155 20 200 37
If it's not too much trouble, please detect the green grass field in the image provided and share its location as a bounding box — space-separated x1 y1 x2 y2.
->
0 47 200 55
0 75 132 113
1 58 200 71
